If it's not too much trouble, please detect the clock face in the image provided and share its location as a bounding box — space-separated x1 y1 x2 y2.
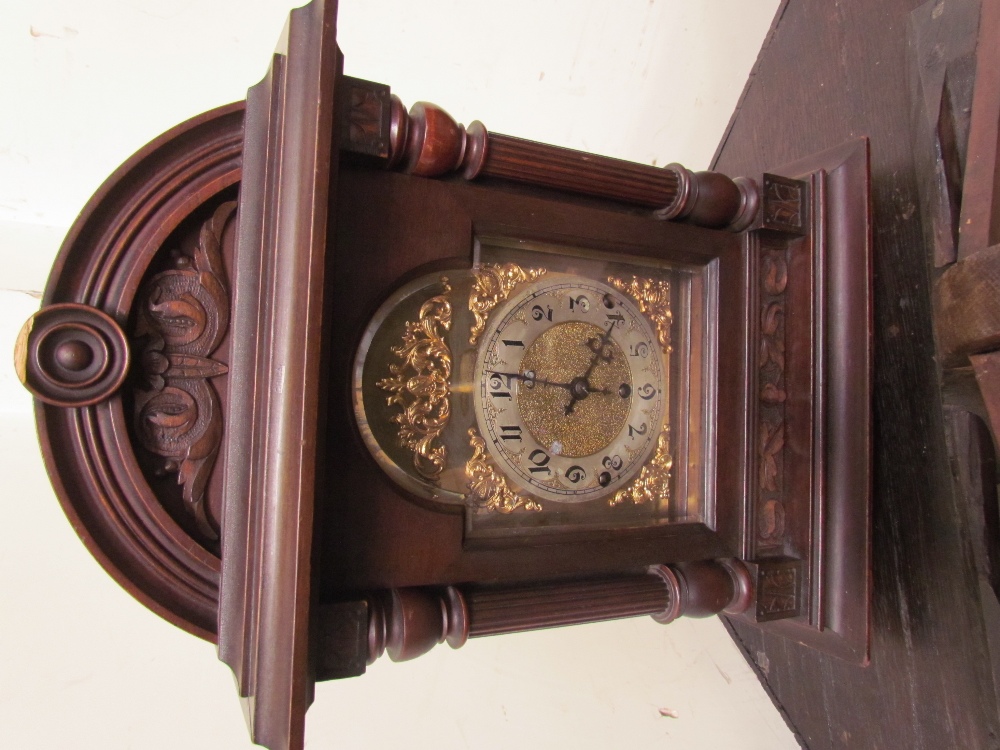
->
473 277 665 503
352 235 705 537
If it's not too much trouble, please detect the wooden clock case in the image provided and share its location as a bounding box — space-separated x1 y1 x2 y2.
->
14 1 871 747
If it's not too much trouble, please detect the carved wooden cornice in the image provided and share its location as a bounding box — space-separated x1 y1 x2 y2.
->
16 103 245 640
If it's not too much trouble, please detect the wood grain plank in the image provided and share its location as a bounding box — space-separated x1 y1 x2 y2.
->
714 0 1000 747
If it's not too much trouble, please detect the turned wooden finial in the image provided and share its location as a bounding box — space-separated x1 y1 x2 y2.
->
367 586 469 663
386 96 488 178
381 95 758 230
648 559 753 623
364 561 754 667
656 164 759 231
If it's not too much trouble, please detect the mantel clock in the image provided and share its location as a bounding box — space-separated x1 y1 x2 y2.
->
14 2 871 748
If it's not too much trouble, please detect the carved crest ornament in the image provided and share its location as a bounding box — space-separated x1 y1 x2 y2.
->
132 201 236 539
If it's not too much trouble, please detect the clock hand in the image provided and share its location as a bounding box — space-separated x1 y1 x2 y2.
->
487 371 573 390
565 323 617 415
582 323 617 378
488 370 612 396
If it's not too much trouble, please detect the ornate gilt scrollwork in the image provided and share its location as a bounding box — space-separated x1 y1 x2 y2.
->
377 279 453 481
465 428 542 513
607 275 672 352
609 432 673 507
468 262 546 345
132 201 235 540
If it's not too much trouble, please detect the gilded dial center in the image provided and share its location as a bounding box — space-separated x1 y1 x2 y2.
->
518 321 631 457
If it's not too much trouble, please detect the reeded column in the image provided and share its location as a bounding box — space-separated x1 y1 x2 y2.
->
465 571 676 637
383 96 759 231
366 559 753 664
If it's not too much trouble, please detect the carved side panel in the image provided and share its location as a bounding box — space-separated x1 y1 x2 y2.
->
757 241 789 555
746 173 810 621
131 201 236 540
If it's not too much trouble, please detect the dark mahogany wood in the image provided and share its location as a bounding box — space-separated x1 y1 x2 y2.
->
16 102 244 641
367 586 469 663
458 559 754 633
16 1 876 748
380 97 758 230
359 559 752 664
321 163 745 593
463 574 673 636
17 303 131 408
736 139 872 663
478 131 681 208
216 2 341 749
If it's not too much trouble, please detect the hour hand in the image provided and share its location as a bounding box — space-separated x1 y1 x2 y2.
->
563 377 612 415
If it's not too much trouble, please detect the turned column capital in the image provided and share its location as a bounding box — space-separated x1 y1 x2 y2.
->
386 96 487 178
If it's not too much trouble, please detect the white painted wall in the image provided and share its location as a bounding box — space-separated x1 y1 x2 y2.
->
0 2 793 748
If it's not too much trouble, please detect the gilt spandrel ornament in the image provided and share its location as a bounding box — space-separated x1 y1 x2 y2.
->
468 262 546 345
465 427 543 514
609 432 673 507
607 275 673 353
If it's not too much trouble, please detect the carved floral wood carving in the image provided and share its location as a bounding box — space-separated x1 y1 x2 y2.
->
132 201 235 539
757 244 788 548
757 563 799 617
762 175 806 234
341 77 391 159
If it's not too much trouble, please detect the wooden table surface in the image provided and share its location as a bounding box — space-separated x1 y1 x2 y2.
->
715 0 1000 747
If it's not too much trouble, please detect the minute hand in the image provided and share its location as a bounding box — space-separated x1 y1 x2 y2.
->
488 371 572 390
564 323 617 415
488 371 610 394
581 323 616 380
